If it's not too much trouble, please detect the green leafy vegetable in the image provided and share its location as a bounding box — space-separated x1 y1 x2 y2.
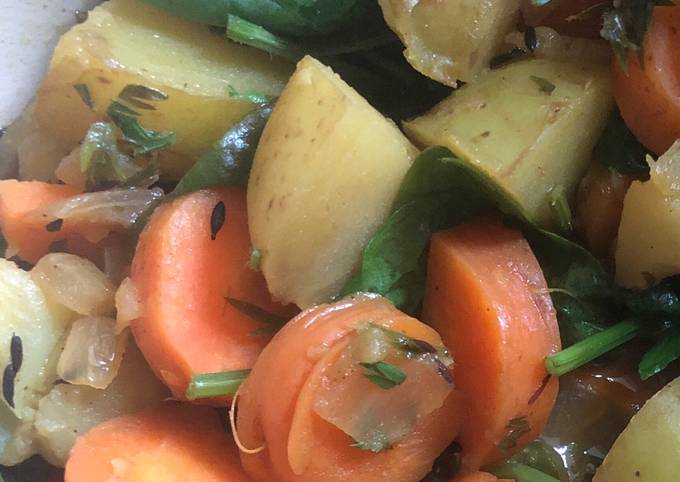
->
360 361 407 389
530 75 556 95
490 462 561 482
185 369 250 400
601 0 675 67
80 122 160 191
106 101 176 156
507 440 567 481
498 416 532 451
639 327 680 379
548 185 573 235
593 110 651 177
173 102 274 196
227 85 273 105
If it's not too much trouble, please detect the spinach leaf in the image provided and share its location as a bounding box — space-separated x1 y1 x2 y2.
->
639 327 680 379
173 102 273 195
138 0 367 37
621 277 680 316
593 110 651 177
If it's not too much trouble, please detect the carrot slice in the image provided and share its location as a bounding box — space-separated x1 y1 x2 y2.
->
64 403 249 482
130 187 293 402
422 217 561 472
0 180 80 262
612 5 680 154
236 295 462 482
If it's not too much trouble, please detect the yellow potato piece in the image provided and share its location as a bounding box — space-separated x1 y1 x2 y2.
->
248 56 418 308
404 58 612 229
594 376 680 482
379 0 520 86
616 141 680 288
34 0 292 180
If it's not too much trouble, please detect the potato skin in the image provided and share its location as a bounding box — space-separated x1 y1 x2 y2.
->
378 0 520 86
248 56 418 308
404 58 613 230
594 375 680 482
33 0 291 180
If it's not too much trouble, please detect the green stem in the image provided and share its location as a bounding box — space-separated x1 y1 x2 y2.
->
226 15 304 61
545 320 640 376
185 369 251 400
491 462 562 482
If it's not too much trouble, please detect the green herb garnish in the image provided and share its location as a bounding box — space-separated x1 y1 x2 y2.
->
185 369 250 400
594 109 651 177
530 75 556 95
497 416 531 451
360 361 406 390
227 85 274 105
548 185 573 235
73 83 93 109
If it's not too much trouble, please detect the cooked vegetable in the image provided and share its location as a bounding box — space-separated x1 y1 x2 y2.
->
378 0 520 85
56 317 127 390
521 0 608 39
616 141 680 287
575 163 634 257
33 343 168 467
611 3 680 155
34 0 292 179
31 254 115 317
0 258 72 419
236 294 460 482
248 56 418 308
64 403 249 481
593 375 680 481
423 218 561 472
403 57 613 230
130 187 291 401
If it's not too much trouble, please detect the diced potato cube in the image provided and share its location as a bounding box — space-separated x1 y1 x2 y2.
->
616 141 680 288
594 376 680 482
33 0 292 180
379 0 520 85
248 56 419 308
404 58 613 229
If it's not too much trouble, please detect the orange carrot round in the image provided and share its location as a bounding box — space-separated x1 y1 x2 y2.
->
130 187 292 402
64 403 249 482
423 218 561 473
236 294 462 482
612 5 680 154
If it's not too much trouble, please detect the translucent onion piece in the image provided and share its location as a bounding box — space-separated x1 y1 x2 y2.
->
57 317 127 390
114 277 141 333
54 146 86 191
32 253 115 316
26 187 163 234
314 343 453 450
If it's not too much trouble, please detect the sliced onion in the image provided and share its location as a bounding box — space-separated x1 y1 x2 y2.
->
115 277 141 333
57 317 128 390
54 146 86 191
25 188 163 241
31 253 115 316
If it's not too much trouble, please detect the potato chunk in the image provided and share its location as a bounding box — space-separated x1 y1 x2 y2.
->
378 0 520 86
0 259 72 418
248 56 418 308
404 58 612 229
594 376 680 482
33 0 291 180
616 141 680 288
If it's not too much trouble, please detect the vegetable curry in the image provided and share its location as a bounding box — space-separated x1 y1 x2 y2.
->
1 0 680 481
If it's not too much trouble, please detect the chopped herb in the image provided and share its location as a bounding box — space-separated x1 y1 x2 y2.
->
118 84 168 110
248 248 263 271
45 218 64 233
10 335 22 373
73 84 93 109
185 369 251 400
594 110 651 177
360 361 407 390
107 101 176 155
497 416 531 450
227 85 273 105
2 364 16 408
530 75 556 95
524 27 538 52
226 298 287 328
548 185 573 235
491 462 561 482
210 201 226 240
